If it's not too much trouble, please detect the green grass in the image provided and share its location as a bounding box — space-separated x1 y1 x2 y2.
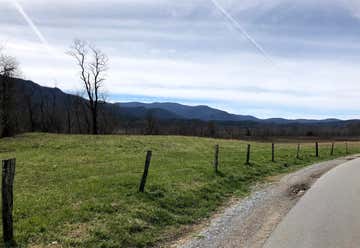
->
0 133 358 247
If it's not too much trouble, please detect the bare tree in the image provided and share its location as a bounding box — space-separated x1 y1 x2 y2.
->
24 86 36 132
0 48 20 137
67 40 108 135
146 110 158 135
0 50 18 77
64 95 74 133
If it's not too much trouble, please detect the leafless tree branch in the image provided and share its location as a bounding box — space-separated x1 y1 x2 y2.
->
67 40 108 135
0 46 20 137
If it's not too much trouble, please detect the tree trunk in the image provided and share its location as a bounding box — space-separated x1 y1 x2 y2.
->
91 106 98 135
0 77 14 138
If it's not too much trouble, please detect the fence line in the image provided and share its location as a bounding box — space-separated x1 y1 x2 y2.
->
214 145 219 173
330 143 334 156
296 144 301 159
1 140 357 246
2 158 16 247
215 142 356 168
246 144 251 165
139 151 152 193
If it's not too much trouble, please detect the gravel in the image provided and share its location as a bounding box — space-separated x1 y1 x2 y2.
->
174 155 360 248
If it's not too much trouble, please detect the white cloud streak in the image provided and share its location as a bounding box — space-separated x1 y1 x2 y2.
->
10 0 56 56
210 0 275 64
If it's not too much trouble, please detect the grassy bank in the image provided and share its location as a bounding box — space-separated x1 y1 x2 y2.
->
0 133 358 247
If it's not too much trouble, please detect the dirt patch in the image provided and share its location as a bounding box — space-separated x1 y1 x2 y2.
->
174 155 360 248
29 242 62 248
30 223 91 248
66 223 91 240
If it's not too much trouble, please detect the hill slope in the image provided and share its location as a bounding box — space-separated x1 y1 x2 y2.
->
9 77 348 124
118 102 343 124
6 77 358 139
118 102 259 122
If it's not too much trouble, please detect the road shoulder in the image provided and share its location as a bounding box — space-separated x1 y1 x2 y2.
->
264 156 360 248
173 155 360 248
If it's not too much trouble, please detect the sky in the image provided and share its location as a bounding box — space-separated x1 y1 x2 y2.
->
1 0 360 119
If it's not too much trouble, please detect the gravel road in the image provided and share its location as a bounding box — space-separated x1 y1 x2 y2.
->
174 155 360 248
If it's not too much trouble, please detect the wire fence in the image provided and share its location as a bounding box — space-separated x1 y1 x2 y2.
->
0 140 359 245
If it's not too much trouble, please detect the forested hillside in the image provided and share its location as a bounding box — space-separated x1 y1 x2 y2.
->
2 77 360 139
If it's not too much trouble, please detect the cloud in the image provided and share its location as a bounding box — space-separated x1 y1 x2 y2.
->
1 0 360 119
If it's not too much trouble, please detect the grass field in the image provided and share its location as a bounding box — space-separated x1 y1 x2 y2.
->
0 133 359 247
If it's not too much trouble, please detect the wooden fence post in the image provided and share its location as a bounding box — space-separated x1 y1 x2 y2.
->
296 144 300 159
2 158 16 247
214 145 219 173
330 143 334 156
246 144 251 165
139 151 152 193
271 143 275 162
346 142 349 154
315 142 319 157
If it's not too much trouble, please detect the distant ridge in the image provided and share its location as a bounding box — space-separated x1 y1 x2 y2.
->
117 102 343 124
9 77 348 125
118 102 259 122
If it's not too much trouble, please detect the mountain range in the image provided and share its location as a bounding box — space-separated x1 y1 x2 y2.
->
117 102 344 124
9 77 351 125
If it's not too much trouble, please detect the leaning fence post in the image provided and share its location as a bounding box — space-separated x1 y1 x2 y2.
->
139 151 152 193
315 142 319 157
271 143 275 162
246 144 251 165
330 143 334 156
214 144 219 173
296 144 301 159
2 158 16 247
